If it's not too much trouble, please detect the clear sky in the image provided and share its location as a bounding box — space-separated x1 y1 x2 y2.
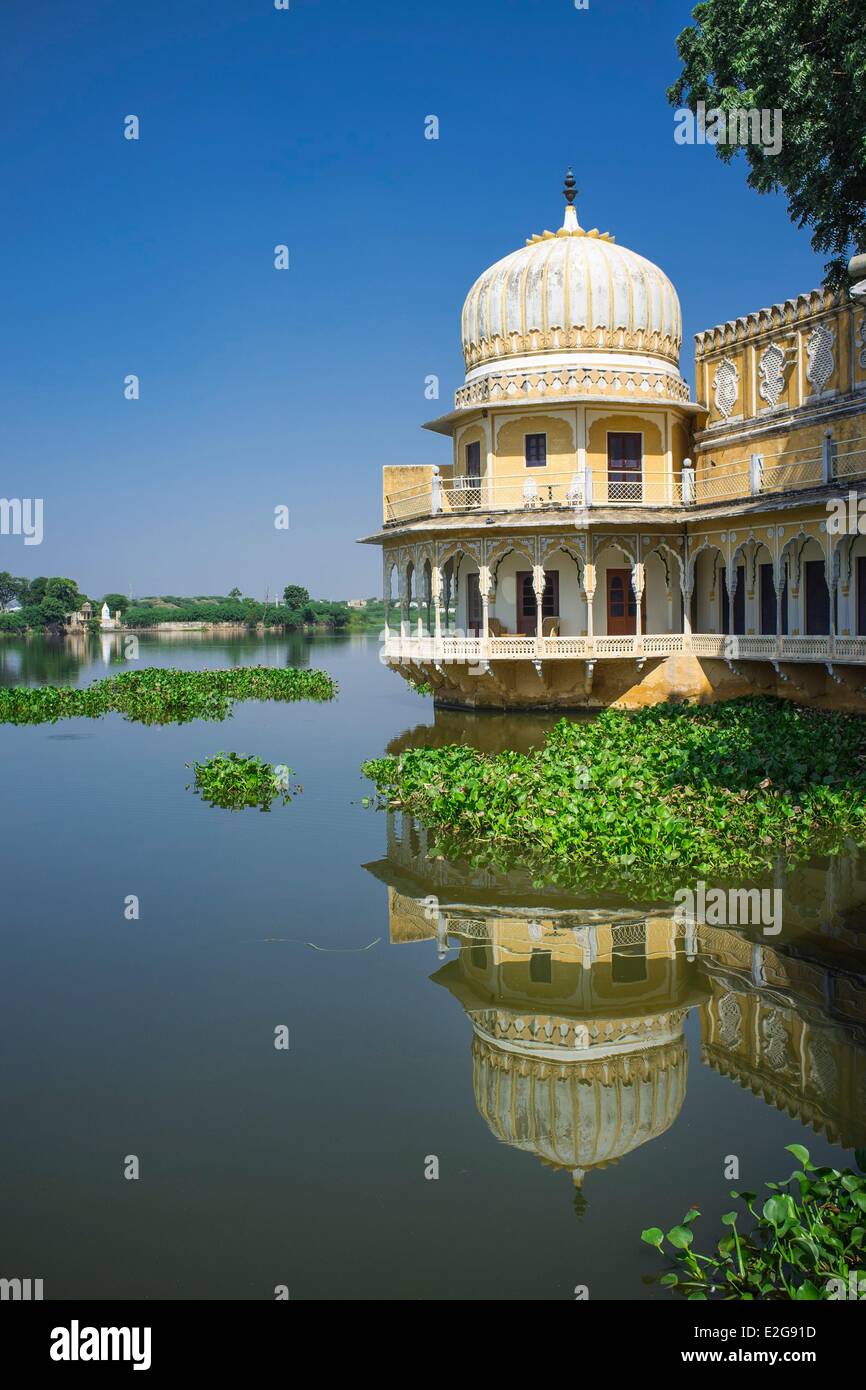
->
0 0 823 601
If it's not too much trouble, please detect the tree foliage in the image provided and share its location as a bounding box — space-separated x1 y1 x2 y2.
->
0 572 21 610
44 577 81 610
668 0 866 287
38 596 68 626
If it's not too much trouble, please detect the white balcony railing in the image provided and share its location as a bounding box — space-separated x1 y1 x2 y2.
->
384 467 682 523
382 632 866 664
383 434 866 524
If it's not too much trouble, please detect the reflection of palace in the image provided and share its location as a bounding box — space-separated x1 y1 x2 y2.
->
700 923 866 1148
366 816 866 1195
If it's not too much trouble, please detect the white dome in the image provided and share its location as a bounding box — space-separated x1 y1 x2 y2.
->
460 181 682 376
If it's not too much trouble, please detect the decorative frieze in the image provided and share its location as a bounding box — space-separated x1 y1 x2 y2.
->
712 358 739 418
805 323 836 396
757 342 788 409
455 364 691 411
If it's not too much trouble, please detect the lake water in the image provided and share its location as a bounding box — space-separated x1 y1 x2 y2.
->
1 631 865 1300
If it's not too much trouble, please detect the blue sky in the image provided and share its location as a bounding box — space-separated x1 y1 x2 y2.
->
0 0 823 600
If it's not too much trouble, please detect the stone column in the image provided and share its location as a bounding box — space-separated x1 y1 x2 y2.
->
399 571 410 641
788 548 802 636
681 559 693 637
532 564 546 648
430 561 444 653
838 541 851 637
382 557 391 642
632 562 645 642
479 565 493 660
827 547 836 655
584 563 595 640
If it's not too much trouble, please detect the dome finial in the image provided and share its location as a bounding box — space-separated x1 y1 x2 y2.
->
561 167 580 232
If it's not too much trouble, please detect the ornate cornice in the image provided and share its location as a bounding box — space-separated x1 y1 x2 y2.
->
695 287 845 356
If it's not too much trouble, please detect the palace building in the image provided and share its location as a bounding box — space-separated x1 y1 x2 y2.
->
361 172 866 710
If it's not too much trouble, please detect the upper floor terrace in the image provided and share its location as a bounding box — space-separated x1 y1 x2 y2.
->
382 427 866 526
379 282 866 531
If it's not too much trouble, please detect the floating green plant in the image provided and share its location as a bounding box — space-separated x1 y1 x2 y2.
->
642 1145 866 1300
0 666 336 726
187 752 297 812
362 698 866 888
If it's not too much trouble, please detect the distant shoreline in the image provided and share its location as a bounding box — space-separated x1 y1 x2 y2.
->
0 619 382 638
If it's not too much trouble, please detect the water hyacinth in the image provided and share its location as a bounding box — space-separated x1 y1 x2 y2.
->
187 752 297 811
642 1145 866 1300
0 666 337 726
362 698 866 888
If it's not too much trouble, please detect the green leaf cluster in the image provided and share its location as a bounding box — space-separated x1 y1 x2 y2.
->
642 1146 866 1300
187 752 296 812
0 666 337 727
362 698 866 889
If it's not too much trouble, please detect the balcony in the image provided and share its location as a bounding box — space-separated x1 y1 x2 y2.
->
382 632 866 665
384 467 683 524
382 432 866 525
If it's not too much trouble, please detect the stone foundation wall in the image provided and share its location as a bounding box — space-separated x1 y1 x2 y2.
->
395 654 866 714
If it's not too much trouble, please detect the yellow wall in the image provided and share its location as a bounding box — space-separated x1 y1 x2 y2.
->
494 412 576 474
587 411 667 502
452 422 486 484
696 294 865 429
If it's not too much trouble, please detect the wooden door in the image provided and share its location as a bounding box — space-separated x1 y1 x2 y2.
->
606 568 645 636
721 565 745 635
760 563 789 635
467 572 482 635
466 440 481 484
516 571 559 636
805 559 830 635
607 432 642 502
759 563 775 634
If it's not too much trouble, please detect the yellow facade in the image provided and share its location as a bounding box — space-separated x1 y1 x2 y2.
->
366 180 866 711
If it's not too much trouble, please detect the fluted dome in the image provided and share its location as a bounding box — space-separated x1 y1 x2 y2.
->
473 1032 687 1181
455 175 688 410
462 231 682 369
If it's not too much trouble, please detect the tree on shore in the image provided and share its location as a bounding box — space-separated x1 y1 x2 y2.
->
44 578 81 610
668 0 866 287
0 572 22 610
38 597 68 626
26 577 49 604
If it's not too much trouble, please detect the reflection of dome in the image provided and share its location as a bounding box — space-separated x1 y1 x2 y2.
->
473 1031 687 1184
460 174 682 377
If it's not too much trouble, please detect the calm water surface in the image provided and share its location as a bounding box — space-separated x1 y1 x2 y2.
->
1 632 864 1300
